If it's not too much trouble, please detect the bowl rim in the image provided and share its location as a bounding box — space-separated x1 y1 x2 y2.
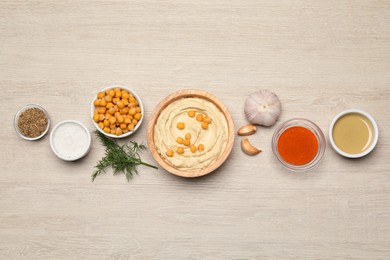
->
50 120 92 161
147 89 235 178
272 118 326 172
91 85 144 138
328 109 379 158
14 104 51 141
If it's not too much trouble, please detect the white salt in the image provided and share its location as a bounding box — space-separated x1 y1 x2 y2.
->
51 121 91 161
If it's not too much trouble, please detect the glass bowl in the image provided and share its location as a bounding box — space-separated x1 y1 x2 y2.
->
272 118 326 172
91 85 144 138
14 104 51 141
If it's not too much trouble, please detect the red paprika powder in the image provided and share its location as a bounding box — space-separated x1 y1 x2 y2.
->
277 126 319 165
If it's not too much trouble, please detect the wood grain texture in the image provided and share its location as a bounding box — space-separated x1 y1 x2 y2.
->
147 89 235 178
1 0 390 259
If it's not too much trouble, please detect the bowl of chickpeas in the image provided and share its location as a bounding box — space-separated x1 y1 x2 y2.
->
91 86 143 138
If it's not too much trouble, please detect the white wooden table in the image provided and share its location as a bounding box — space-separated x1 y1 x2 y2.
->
1 1 390 259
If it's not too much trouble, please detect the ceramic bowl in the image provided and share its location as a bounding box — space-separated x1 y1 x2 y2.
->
91 85 144 138
329 109 378 158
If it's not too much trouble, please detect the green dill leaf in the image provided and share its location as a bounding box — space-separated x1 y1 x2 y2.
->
92 130 158 182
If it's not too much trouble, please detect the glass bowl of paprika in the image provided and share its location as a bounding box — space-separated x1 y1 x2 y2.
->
272 118 326 172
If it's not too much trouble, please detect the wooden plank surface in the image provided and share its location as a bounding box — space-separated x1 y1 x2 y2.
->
1 1 390 259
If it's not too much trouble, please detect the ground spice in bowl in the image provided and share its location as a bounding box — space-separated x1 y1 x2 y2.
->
15 105 50 140
277 126 319 165
272 118 326 172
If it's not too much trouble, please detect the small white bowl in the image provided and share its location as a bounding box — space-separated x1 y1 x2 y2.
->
329 109 378 158
91 85 144 138
14 104 50 141
50 120 92 161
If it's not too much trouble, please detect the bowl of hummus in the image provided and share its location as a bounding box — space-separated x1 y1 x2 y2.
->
147 90 235 178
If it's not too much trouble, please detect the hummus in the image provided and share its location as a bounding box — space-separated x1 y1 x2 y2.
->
154 97 228 170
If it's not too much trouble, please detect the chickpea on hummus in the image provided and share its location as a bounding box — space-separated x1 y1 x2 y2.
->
154 97 228 170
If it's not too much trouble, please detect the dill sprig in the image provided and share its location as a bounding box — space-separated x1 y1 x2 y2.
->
92 130 158 182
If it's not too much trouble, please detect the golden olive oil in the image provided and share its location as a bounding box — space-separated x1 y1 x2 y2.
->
332 113 373 154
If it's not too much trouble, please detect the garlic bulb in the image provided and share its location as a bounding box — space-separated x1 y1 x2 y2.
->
244 90 281 126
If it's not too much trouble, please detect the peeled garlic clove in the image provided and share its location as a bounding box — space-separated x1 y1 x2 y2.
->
244 89 281 126
237 124 257 136
241 138 262 156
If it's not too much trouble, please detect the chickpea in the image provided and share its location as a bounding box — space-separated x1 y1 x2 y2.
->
132 119 138 125
108 107 115 115
97 92 105 99
203 116 212 124
188 110 196 117
115 128 122 136
109 116 116 125
93 114 99 123
117 101 125 109
190 145 197 153
121 98 129 106
103 119 110 127
103 127 110 133
129 108 136 116
201 122 208 130
176 147 185 154
166 149 174 157
117 115 124 124
185 133 191 140
98 122 104 129
177 122 185 130
183 139 190 146
122 91 130 99
104 95 112 102
108 90 115 97
115 91 122 98
196 114 204 122
98 114 105 122
136 107 141 113
176 137 184 144
94 99 100 106
128 124 135 131
198 144 205 152
134 113 142 120
112 97 119 105
98 107 106 114
121 108 129 115
120 123 127 130
106 102 114 109
99 99 106 107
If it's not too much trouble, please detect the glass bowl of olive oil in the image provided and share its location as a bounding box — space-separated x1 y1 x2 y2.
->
329 109 379 158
